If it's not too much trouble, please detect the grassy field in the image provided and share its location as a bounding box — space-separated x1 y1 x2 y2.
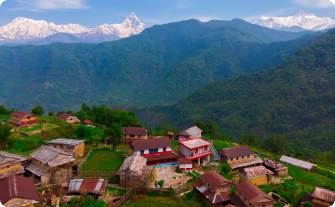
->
170 140 180 153
212 140 235 150
81 148 126 172
1 148 36 157
1 115 11 121
19 123 58 133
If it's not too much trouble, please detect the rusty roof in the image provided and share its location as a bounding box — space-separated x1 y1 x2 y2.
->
68 179 108 195
47 138 86 146
241 166 273 179
235 181 276 206
30 145 74 167
178 158 192 165
117 154 147 176
263 158 287 171
201 171 232 189
193 180 230 204
229 157 263 169
218 145 256 159
10 111 37 118
129 137 172 151
0 175 39 205
280 156 316 170
123 127 148 136
311 187 335 203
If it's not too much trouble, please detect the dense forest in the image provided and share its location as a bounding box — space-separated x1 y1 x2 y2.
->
0 19 321 112
112 28 335 153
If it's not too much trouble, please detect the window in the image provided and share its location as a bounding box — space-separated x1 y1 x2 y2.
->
163 147 166 152
149 148 158 154
130 135 135 137
140 150 144 155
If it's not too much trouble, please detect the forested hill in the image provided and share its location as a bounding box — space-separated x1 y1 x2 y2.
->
0 19 320 112
120 28 335 152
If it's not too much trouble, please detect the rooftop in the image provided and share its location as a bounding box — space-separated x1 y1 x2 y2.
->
57 113 74 120
311 187 335 203
263 158 287 171
201 171 232 189
30 145 74 166
47 138 86 146
178 158 192 165
123 127 148 136
68 179 108 195
229 157 263 170
179 126 202 138
242 166 273 178
235 181 276 206
218 145 255 159
117 154 148 176
0 151 28 162
180 138 212 149
129 137 172 151
10 111 37 118
280 155 316 170
194 180 230 204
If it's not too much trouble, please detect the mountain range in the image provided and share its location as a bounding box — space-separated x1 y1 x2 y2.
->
116 28 335 152
0 13 148 45
0 18 321 112
255 11 335 32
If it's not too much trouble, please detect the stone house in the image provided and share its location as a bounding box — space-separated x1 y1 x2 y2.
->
117 154 153 188
57 113 80 125
26 145 75 186
175 126 202 141
310 187 335 206
234 181 276 207
123 127 149 140
0 151 29 180
263 158 288 177
8 111 38 127
218 146 262 172
193 171 233 206
0 175 40 207
239 166 273 186
46 138 86 159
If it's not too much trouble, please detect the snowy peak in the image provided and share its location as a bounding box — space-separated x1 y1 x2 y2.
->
254 11 335 32
0 13 148 43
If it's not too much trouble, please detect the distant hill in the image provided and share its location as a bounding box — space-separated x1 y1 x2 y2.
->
119 28 335 152
0 19 322 112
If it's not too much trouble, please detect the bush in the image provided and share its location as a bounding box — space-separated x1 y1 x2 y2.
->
305 202 314 207
176 166 183 173
157 180 165 188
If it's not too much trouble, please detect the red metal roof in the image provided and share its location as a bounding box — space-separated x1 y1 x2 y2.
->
0 175 39 204
144 152 180 162
10 111 37 118
83 119 93 125
201 171 233 189
57 113 72 120
193 180 230 204
178 158 192 165
68 179 108 195
129 137 172 151
235 181 276 206
218 145 255 159
123 127 148 136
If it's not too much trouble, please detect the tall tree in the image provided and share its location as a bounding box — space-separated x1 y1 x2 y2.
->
0 123 13 149
264 133 289 155
240 134 260 147
104 122 124 149
31 105 44 116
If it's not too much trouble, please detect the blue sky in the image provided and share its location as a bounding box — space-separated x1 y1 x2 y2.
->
0 0 335 27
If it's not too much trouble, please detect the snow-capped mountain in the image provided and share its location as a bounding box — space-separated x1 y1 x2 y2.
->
0 13 148 45
254 11 335 32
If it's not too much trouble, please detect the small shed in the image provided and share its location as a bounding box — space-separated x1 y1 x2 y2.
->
279 155 316 172
178 158 192 171
47 138 86 158
263 158 288 177
0 175 39 207
68 179 108 198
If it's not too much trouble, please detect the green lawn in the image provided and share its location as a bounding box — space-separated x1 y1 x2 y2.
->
1 148 36 157
81 148 125 172
213 140 235 150
170 140 179 153
1 115 11 121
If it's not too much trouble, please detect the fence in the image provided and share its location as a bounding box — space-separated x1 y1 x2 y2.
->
77 149 92 175
108 188 134 207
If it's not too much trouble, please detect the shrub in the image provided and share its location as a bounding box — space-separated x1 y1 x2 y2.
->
158 180 165 187
305 202 314 207
176 166 183 173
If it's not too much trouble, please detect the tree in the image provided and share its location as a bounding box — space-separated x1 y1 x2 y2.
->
304 202 314 207
194 120 206 131
264 133 289 154
31 105 44 116
0 123 13 149
66 110 74 115
240 134 260 147
48 111 55 116
104 122 124 149
57 110 66 116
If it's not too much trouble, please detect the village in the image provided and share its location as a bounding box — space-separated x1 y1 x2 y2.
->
0 110 335 207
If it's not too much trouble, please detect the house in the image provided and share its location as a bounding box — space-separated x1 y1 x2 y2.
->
263 158 288 177
0 151 29 180
117 154 153 188
8 111 38 127
175 126 202 141
68 179 108 198
26 145 75 185
0 175 39 207
239 166 273 185
193 171 233 206
83 119 93 126
233 181 276 207
46 138 86 158
129 137 180 167
280 155 316 172
57 113 80 125
217 146 262 171
310 187 335 206
178 158 193 172
123 127 149 140
179 138 213 166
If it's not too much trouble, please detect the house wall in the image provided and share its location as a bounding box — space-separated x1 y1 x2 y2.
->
215 186 232 194
41 172 51 186
74 142 85 158
239 174 270 186
66 117 80 124
119 174 149 188
180 145 189 156
227 156 256 164
277 168 288 177
312 199 333 206
135 147 172 155
50 168 72 184
179 164 192 170
125 135 148 139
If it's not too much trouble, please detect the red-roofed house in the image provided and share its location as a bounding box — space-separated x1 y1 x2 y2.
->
8 111 38 127
193 171 233 206
124 127 148 140
234 181 276 207
57 113 80 125
83 119 93 126
179 137 213 166
178 158 192 171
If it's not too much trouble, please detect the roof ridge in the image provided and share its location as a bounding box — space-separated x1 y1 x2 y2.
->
42 145 71 155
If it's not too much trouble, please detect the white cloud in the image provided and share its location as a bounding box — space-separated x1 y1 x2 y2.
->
14 0 88 11
176 0 192 8
0 0 6 7
292 0 334 8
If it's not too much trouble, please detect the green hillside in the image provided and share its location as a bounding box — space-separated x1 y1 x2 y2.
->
118 28 335 152
0 19 321 112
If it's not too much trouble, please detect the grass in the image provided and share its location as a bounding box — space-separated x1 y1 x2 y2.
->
1 115 11 121
170 140 179 153
127 194 203 207
81 148 125 172
1 148 36 157
213 140 235 150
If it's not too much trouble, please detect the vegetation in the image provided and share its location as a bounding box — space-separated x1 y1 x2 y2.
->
60 195 105 207
104 123 124 150
31 105 45 116
157 180 165 188
0 123 13 149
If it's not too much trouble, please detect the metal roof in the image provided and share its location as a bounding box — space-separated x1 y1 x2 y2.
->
10 111 37 118
68 179 108 195
183 126 202 138
311 187 335 203
57 113 72 119
123 127 148 136
242 166 273 178
280 155 316 170
200 171 232 189
218 145 256 159
47 138 86 146
263 158 287 171
229 157 263 170
193 180 230 204
180 138 212 149
178 158 192 165
30 145 74 166
117 154 147 176
129 137 172 151
0 175 39 205
235 181 276 206
144 152 180 162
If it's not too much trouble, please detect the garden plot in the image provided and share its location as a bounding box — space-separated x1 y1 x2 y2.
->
152 165 186 187
18 123 59 136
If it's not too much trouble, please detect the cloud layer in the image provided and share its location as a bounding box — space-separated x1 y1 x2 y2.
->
293 0 335 8
15 0 87 11
0 0 6 7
